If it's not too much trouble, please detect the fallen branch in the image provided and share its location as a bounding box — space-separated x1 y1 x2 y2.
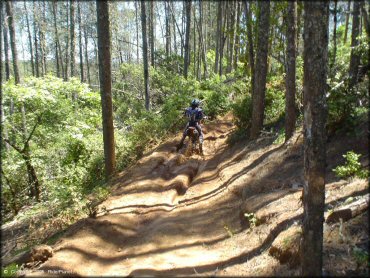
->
325 194 369 224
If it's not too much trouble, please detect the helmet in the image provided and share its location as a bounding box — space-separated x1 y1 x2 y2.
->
191 98 200 107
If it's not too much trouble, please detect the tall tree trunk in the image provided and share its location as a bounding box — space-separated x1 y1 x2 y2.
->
64 1 70 80
197 0 208 79
183 0 191 79
83 23 91 85
135 1 139 63
285 0 297 141
301 2 329 276
70 0 76 78
219 2 227 76
361 3 370 38
250 1 270 139
171 2 177 56
3 5 10 81
348 1 361 88
233 0 241 71
52 0 62 78
330 0 338 71
214 2 222 74
24 2 35 76
96 0 116 179
141 0 150 110
41 1 47 75
6 0 20 84
78 2 84 82
149 1 155 67
165 1 171 59
344 1 351 44
227 1 236 74
33 1 39 77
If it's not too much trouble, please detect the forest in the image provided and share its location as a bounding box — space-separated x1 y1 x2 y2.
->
0 0 369 276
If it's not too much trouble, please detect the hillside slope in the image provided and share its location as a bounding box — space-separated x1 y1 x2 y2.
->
28 114 368 276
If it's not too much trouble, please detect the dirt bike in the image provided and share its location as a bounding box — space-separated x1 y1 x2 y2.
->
184 126 203 156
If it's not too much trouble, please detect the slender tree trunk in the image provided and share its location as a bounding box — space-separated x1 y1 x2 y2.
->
348 1 361 88
135 1 139 62
6 1 20 84
83 24 91 85
301 2 329 276
227 1 236 74
3 5 10 81
197 0 208 78
64 1 70 80
141 0 150 110
250 1 270 139
344 1 351 44
165 1 171 59
171 2 177 56
149 1 155 67
96 0 116 179
361 3 370 38
52 1 62 78
330 0 338 71
285 1 297 141
214 2 222 74
41 1 47 75
245 2 255 90
78 2 84 82
24 2 35 76
70 0 76 78
183 0 191 78
233 0 241 71
219 2 227 76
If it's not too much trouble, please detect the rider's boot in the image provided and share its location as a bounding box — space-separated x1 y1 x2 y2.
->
199 143 204 156
176 137 185 152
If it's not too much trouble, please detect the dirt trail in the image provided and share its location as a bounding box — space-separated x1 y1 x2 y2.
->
29 114 369 276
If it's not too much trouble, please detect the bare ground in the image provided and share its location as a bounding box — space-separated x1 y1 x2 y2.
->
20 113 369 276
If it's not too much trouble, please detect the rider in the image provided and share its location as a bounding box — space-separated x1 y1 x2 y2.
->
177 98 205 154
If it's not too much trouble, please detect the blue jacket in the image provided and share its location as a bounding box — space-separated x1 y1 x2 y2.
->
185 107 204 126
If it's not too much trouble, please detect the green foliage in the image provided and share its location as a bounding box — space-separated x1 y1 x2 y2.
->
232 94 252 130
1 263 20 277
273 128 285 145
265 75 285 124
244 212 259 228
333 151 368 179
353 247 369 267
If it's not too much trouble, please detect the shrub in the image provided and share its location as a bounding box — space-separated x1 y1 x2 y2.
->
333 151 368 179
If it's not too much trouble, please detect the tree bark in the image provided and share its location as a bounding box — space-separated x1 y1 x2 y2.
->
165 1 171 59
52 0 63 78
250 1 270 139
285 1 297 141
233 0 241 71
3 4 10 81
6 0 20 84
70 0 76 78
40 1 47 75
361 3 370 38
183 0 191 79
245 2 255 86
135 1 139 63
301 2 329 276
214 2 222 74
64 1 70 80
96 0 116 179
149 1 155 67
141 0 150 110
344 1 351 44
348 1 361 88
83 23 91 85
330 0 338 71
78 2 84 82
24 2 35 76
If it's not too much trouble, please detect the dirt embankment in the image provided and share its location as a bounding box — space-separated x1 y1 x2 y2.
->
16 113 369 276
